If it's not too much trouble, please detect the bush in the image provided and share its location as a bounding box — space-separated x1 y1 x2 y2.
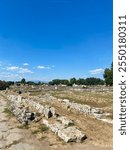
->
0 80 9 90
103 63 113 86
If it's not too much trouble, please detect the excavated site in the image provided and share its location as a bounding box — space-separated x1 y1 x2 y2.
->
0 85 113 150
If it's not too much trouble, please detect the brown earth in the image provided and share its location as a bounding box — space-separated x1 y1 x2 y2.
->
0 89 113 150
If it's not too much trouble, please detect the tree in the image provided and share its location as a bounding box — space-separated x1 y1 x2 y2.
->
85 77 104 85
76 78 86 85
48 79 69 85
48 77 104 86
21 78 26 84
6 81 14 86
26 81 36 85
103 63 113 86
0 80 9 90
69 78 77 85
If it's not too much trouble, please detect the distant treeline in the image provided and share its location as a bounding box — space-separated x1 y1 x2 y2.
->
0 63 113 90
49 77 104 86
49 63 113 86
0 77 104 90
0 81 14 90
0 80 43 90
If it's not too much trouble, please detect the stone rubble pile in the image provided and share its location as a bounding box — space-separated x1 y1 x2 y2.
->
41 94 112 123
7 94 87 143
43 119 86 143
8 95 58 119
57 116 74 126
7 95 36 125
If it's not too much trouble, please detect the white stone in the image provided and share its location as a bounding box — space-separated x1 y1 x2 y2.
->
58 126 86 143
57 116 74 126
49 123 65 134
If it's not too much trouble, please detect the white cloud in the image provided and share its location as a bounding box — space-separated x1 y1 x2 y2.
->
89 68 104 75
0 73 23 80
0 61 2 66
6 66 33 74
18 68 33 74
37 65 51 70
7 66 19 71
23 63 29 66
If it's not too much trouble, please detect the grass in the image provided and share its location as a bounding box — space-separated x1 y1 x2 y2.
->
51 90 112 108
29 91 46 96
39 125 49 132
7 140 21 148
32 129 40 134
17 125 29 129
3 108 14 117
39 136 46 140
31 125 49 135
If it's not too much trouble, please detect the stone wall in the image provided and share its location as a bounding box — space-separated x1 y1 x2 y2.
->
41 94 113 124
6 94 87 143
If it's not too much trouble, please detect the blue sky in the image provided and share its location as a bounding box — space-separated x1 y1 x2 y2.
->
0 0 112 81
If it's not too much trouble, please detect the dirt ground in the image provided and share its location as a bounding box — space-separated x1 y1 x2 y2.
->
0 88 113 150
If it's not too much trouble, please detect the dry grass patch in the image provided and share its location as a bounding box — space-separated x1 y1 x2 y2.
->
51 90 112 108
3 107 14 117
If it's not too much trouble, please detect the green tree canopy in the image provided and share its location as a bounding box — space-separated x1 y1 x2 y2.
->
21 78 26 84
0 80 9 90
103 63 113 86
69 78 77 85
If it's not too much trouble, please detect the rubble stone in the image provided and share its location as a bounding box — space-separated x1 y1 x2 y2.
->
57 116 74 126
58 126 86 143
42 119 86 143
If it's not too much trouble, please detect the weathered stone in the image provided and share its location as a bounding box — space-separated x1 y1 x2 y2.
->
8 143 34 150
50 107 59 118
42 119 86 142
57 116 74 126
38 105 45 114
50 123 65 134
0 122 9 132
57 97 107 121
7 95 36 125
91 108 104 114
44 106 52 119
0 141 6 149
58 126 86 143
6 133 22 146
42 119 49 127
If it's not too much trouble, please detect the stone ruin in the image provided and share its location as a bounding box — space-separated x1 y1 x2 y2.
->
6 94 87 143
41 94 113 124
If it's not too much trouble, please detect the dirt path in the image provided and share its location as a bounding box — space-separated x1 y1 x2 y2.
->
0 94 50 150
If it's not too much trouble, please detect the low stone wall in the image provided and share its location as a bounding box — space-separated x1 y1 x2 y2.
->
6 94 87 143
7 95 36 125
7 95 58 119
41 94 113 124
43 119 86 143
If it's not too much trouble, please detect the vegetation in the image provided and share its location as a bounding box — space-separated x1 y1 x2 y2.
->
4 108 14 117
0 62 113 89
103 63 113 86
51 90 112 108
20 78 26 84
0 80 9 90
49 79 70 86
49 77 104 86
31 125 49 134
